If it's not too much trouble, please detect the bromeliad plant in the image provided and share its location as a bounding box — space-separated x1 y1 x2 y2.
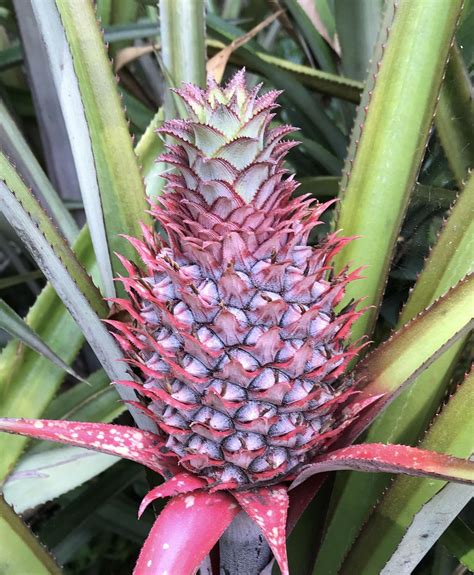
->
0 1 473 574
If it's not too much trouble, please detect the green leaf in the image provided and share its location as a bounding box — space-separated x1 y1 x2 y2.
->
0 493 61 575
379 481 473 574
297 176 456 208
440 518 474 571
31 0 151 298
0 99 79 245
160 0 206 121
314 177 474 575
135 107 166 198
283 0 337 73
338 372 474 575
0 270 44 290
401 172 474 323
43 369 124 425
3 446 119 514
436 43 474 188
13 0 82 212
206 37 363 103
0 152 106 317
333 0 464 342
334 0 383 81
3 369 126 516
39 460 142 550
0 230 93 483
355 275 473 406
0 299 84 382
0 154 155 434
0 88 164 483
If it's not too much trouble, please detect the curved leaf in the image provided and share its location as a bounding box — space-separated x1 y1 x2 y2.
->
134 491 239 575
314 171 474 575
0 158 156 432
0 203 94 482
0 418 169 475
348 274 474 441
0 299 84 382
31 0 151 298
0 99 78 244
291 443 474 487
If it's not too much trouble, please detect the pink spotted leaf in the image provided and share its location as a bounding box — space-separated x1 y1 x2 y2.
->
290 443 474 489
0 418 174 476
134 491 240 575
233 485 290 575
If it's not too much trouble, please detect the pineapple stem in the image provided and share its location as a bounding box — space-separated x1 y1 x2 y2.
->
219 511 272 575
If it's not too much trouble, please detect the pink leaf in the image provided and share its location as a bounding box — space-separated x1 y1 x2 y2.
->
134 491 240 575
233 485 290 575
0 418 172 475
290 443 474 489
138 472 207 517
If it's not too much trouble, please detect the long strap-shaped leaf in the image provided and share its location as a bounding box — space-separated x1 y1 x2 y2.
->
380 481 474 574
338 370 474 574
0 493 61 574
0 99 79 244
13 0 82 215
134 491 239 575
0 152 105 316
28 0 150 298
0 298 84 382
436 44 474 187
440 518 474 572
313 173 474 575
0 153 155 432
316 171 474 572
0 225 93 481
349 274 473 441
0 418 168 475
291 444 474 487
333 0 464 341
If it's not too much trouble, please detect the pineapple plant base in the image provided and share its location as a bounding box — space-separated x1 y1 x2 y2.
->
0 71 472 575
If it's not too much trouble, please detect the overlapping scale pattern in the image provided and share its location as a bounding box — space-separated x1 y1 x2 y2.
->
111 70 363 488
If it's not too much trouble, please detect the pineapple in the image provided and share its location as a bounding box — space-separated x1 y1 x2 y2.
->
109 70 364 489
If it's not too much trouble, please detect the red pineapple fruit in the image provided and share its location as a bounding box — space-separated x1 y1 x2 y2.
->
110 69 365 488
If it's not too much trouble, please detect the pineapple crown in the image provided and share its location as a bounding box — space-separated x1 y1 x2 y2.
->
152 69 328 276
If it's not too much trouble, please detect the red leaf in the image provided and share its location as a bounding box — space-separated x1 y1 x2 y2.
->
233 485 290 575
138 472 207 517
290 443 474 489
0 418 173 475
134 491 240 575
